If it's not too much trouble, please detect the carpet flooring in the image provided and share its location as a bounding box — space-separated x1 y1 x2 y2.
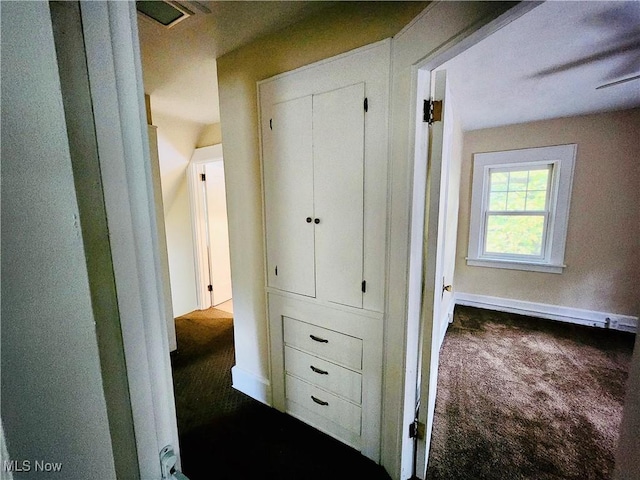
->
427 306 635 480
171 307 389 480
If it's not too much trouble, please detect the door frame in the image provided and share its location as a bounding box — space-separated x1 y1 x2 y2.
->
188 144 225 309
79 2 180 477
390 3 543 478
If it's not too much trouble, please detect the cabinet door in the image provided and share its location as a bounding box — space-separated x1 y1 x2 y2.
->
313 83 365 308
263 96 316 297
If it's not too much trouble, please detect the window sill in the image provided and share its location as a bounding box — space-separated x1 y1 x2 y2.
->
466 257 565 274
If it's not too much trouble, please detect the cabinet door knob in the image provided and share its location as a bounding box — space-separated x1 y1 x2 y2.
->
306 217 312 223
314 218 320 224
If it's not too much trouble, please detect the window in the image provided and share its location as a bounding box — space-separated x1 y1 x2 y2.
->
467 145 576 273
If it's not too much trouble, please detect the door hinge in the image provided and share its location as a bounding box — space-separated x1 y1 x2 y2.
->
207 284 213 292
361 280 367 293
364 97 368 112
200 173 206 182
409 419 425 439
275 266 278 276
270 118 273 130
423 98 442 125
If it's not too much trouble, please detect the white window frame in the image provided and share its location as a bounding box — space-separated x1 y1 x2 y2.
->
467 144 576 273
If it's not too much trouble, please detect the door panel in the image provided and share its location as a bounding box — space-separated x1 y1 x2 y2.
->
204 161 233 305
313 83 365 308
263 96 316 297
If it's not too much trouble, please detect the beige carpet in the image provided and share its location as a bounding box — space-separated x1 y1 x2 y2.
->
427 306 635 480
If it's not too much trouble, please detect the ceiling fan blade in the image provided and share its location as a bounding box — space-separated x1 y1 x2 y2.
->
596 74 640 90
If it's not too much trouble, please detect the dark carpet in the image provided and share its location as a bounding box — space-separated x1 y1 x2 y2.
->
171 307 390 480
427 306 635 480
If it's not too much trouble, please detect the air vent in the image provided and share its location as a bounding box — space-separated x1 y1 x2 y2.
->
136 1 193 28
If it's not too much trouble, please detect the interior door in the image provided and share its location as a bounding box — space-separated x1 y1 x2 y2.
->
204 161 233 306
263 96 316 297
313 83 366 308
415 70 455 478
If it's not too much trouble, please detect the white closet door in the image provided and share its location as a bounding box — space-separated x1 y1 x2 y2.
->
263 96 316 297
204 161 233 306
313 83 365 308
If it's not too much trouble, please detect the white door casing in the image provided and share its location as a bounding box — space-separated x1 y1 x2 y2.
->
414 70 450 477
80 2 181 477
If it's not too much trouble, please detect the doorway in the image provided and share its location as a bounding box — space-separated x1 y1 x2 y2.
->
188 144 233 312
406 2 640 478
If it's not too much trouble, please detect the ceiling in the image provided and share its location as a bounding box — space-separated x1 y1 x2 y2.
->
439 1 640 131
137 1 333 124
137 1 640 130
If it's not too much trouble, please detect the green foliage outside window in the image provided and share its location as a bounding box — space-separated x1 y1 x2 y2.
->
485 167 550 257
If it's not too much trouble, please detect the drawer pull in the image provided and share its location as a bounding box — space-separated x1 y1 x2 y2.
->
309 334 328 343
310 365 328 375
311 395 329 406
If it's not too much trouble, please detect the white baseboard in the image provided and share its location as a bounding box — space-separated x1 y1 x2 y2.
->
231 366 272 406
455 292 638 334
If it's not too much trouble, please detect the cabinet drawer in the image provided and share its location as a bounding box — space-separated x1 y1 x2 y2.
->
283 317 363 370
285 346 362 403
285 374 361 435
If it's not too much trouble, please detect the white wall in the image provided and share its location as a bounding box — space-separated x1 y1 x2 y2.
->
455 109 640 317
1 3 116 477
153 111 201 316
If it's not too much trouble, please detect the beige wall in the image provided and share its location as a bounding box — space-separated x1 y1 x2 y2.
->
196 122 222 148
455 108 640 316
216 1 427 383
153 111 201 316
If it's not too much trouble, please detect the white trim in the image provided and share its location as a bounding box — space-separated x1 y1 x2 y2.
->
231 366 272 406
257 39 390 88
188 144 224 309
466 258 565 274
455 292 638 333
81 1 180 476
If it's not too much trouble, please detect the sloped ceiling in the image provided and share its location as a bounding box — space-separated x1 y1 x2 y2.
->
137 1 333 124
440 1 640 131
138 1 640 131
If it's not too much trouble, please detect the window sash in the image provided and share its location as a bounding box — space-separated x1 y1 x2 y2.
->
480 163 555 262
481 211 550 261
467 144 576 273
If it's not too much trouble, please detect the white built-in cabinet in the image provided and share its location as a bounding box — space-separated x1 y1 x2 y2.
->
264 83 365 308
259 40 390 461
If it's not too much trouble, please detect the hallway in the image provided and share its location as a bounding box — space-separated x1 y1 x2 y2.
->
171 307 390 479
